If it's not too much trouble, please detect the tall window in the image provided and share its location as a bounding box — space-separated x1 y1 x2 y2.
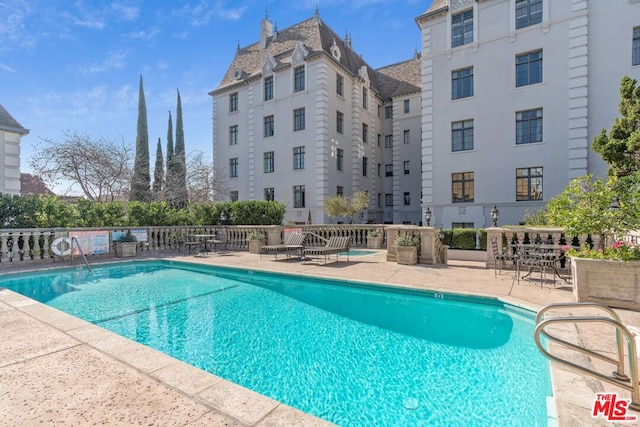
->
293 146 305 170
404 192 410 206
336 73 344 96
336 148 344 171
294 66 305 92
516 50 542 87
516 0 542 30
451 9 473 48
362 123 368 143
337 186 344 197
264 76 273 101
362 88 368 109
385 105 393 119
404 160 410 174
403 130 410 144
377 163 381 177
264 187 275 201
294 185 305 208
263 115 274 137
229 190 238 202
362 156 368 176
452 67 474 100
293 108 305 131
229 125 238 145
516 167 543 201
229 93 238 112
452 119 474 152
516 108 543 144
377 134 381 147
385 194 393 206
452 172 474 203
634 27 640 66
336 111 344 134
264 151 274 173
385 164 393 177
229 158 238 178
385 135 393 148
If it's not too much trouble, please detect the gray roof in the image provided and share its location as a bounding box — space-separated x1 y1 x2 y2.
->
212 13 418 100
376 57 422 100
0 103 29 135
426 0 448 15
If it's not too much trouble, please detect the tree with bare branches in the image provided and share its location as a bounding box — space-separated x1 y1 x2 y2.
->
186 151 229 203
29 131 133 202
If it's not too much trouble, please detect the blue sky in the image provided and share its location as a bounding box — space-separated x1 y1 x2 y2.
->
1 0 430 179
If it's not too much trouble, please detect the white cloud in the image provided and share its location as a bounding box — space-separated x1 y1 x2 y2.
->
80 51 127 74
0 63 15 73
111 2 140 21
126 28 159 39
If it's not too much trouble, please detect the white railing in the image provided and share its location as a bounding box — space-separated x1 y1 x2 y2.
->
0 224 385 269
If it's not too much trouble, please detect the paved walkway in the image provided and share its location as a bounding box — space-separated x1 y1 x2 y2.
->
0 250 638 426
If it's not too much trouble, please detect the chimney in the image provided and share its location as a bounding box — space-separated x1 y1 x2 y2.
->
260 10 273 49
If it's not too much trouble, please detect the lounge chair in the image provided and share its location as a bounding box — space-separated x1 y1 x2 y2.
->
260 232 307 260
302 236 351 265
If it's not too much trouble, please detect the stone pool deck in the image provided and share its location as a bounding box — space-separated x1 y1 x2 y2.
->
1 249 638 426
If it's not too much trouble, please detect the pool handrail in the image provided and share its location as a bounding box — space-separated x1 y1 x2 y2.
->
70 236 92 273
534 302 640 410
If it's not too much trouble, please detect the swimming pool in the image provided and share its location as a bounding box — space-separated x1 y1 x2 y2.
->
0 261 552 426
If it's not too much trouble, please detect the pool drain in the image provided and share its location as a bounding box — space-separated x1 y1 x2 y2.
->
403 397 419 410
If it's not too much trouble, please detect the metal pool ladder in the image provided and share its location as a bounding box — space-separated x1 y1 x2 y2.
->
534 302 640 410
70 236 92 272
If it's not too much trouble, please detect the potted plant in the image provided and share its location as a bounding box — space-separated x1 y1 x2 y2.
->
394 234 420 265
367 229 383 249
247 231 266 254
116 231 138 258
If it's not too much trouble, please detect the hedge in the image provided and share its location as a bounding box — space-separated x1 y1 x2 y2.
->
0 193 286 228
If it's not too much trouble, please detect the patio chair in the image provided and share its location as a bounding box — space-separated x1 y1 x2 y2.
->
302 236 351 265
260 232 307 260
491 237 518 277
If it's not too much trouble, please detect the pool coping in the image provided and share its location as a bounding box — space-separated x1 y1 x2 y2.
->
1 254 635 426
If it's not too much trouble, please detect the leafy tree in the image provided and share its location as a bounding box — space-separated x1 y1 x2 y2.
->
29 131 132 201
545 175 640 248
323 190 369 224
592 76 640 178
152 138 164 196
173 89 189 208
130 75 151 202
164 111 175 203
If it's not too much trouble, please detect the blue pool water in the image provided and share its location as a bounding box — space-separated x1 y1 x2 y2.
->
0 261 552 426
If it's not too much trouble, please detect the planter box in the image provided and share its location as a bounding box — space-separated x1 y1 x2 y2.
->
367 236 383 249
395 245 417 265
116 242 137 258
248 240 264 254
571 257 640 311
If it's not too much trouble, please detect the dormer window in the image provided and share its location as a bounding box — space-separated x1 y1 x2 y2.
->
294 66 305 92
452 9 473 47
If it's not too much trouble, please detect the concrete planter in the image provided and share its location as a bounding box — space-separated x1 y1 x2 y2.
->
395 245 418 265
248 240 264 254
367 236 383 249
116 242 137 258
571 257 640 311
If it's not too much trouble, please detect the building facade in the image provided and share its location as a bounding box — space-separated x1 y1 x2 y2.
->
209 11 423 225
0 103 28 195
416 0 640 228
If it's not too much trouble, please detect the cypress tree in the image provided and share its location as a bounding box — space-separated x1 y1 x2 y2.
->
152 137 164 195
173 89 189 208
130 75 151 202
164 111 175 203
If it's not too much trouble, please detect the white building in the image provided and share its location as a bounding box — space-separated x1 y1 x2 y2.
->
0 103 28 195
416 0 640 228
209 10 423 225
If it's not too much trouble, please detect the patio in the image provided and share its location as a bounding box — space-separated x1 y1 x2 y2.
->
0 249 637 426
